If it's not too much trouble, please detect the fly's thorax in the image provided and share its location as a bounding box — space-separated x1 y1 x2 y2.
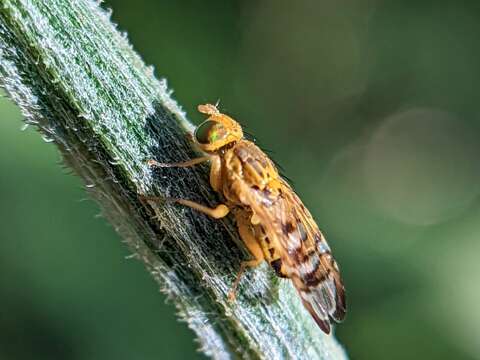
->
226 141 279 189
217 141 282 211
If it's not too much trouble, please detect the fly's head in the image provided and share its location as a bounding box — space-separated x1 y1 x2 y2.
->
194 103 244 153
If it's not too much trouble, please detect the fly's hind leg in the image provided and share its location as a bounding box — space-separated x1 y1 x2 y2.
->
228 211 265 302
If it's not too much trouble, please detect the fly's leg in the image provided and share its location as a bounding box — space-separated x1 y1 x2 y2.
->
147 155 226 218
167 154 225 216
174 198 229 219
147 155 222 191
228 211 265 302
141 196 230 219
147 156 210 168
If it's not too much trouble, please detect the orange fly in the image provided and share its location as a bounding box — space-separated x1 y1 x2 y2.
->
148 103 346 334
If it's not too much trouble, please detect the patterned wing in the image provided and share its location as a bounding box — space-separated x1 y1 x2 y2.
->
277 180 346 333
234 175 346 334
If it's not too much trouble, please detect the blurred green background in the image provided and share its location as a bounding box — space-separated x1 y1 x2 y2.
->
2 0 480 359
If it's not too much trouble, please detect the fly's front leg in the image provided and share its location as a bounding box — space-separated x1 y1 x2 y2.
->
147 156 210 168
147 154 222 190
228 211 264 302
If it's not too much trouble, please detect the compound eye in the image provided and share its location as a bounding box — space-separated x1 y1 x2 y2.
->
195 120 227 144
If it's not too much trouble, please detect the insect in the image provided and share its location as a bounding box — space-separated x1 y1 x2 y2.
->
148 103 346 334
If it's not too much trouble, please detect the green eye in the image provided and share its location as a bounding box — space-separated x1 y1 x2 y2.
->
195 120 227 144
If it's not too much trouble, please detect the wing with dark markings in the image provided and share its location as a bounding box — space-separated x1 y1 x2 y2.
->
233 173 346 334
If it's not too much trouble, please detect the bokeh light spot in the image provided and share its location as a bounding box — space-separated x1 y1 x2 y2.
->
363 108 480 225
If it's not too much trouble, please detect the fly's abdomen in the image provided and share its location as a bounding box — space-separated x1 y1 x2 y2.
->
254 223 289 278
